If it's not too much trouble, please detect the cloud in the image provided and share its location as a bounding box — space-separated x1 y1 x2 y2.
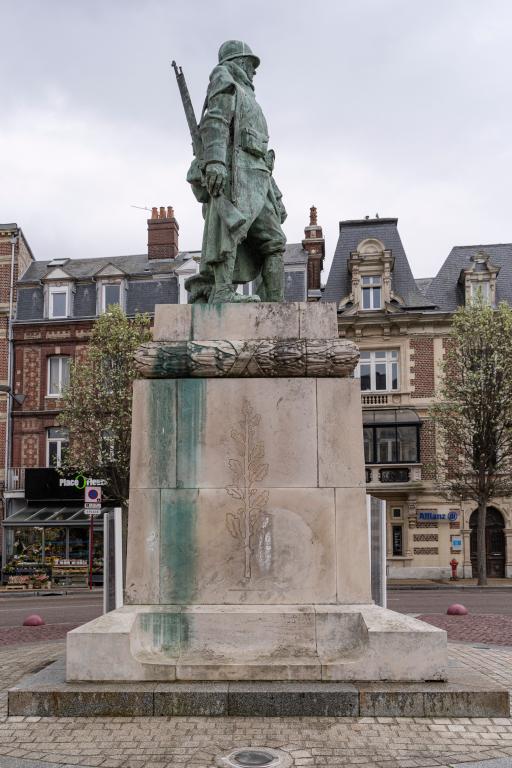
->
2 0 512 283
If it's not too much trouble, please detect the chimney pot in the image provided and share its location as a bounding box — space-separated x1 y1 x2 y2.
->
148 206 179 260
303 206 324 294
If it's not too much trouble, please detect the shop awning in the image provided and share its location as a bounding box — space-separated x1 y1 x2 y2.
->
3 505 111 526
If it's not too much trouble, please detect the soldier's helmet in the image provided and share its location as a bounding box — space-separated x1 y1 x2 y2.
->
218 40 260 68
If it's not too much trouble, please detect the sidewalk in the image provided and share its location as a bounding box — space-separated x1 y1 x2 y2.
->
389 578 512 590
1 640 512 767
0 587 102 598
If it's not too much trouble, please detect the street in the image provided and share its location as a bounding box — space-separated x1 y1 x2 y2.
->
0 587 511 635
387 587 512 615
1 587 512 767
0 591 103 629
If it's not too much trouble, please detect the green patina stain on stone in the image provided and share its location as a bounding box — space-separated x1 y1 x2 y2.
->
138 612 181 655
160 489 199 606
149 379 177 488
176 378 206 489
160 379 206 632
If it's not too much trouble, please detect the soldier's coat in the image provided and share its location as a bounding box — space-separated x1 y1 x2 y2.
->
191 61 286 287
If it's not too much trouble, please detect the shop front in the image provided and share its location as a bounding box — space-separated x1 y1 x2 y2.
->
2 468 109 588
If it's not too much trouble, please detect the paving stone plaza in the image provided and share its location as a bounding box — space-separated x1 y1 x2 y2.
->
1 640 512 767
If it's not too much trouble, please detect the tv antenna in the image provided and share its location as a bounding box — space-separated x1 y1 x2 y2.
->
130 205 152 212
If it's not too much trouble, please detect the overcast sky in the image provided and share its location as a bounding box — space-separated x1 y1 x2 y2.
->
2 0 512 280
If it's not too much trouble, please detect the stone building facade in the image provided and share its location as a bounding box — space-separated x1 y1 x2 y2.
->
323 217 512 580
1 208 320 569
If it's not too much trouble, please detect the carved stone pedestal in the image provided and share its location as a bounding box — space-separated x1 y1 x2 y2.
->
67 303 447 682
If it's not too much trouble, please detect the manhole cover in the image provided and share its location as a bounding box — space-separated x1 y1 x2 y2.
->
233 750 275 766
216 746 292 768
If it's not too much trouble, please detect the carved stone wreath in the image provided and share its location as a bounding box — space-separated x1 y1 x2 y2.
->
135 338 358 378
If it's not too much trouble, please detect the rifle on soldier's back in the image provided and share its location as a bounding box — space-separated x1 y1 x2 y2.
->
172 61 246 234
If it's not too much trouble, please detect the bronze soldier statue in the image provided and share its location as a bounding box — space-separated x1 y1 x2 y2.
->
174 41 287 304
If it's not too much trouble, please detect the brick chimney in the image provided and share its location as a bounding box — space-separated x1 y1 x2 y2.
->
302 205 325 297
147 206 179 260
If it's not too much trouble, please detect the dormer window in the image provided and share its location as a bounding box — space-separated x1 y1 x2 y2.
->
94 264 127 314
98 280 125 314
48 285 69 319
342 238 400 314
102 283 121 311
460 250 499 308
361 275 382 310
469 280 490 304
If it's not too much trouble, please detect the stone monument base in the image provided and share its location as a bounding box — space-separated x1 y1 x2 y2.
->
66 302 448 685
67 603 446 682
10 655 509 718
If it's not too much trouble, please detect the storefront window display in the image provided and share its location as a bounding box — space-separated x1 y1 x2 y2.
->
68 527 89 560
44 527 66 560
12 527 44 562
92 529 104 582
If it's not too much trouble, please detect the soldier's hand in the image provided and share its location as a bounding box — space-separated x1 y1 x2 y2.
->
206 163 227 196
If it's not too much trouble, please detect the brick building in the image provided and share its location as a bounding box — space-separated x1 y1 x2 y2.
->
0 225 34 559
1 208 322 573
323 216 512 579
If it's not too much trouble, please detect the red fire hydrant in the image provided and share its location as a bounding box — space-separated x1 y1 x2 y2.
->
450 558 458 581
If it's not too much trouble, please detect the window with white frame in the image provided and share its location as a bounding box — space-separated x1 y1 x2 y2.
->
357 350 399 392
47 356 70 397
101 282 122 312
48 286 69 318
47 427 69 467
361 275 382 309
469 280 491 305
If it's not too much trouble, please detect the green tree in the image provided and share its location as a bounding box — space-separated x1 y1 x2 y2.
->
430 299 512 585
58 306 151 563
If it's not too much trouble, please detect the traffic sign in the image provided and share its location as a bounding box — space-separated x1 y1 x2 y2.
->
85 508 102 517
85 486 102 504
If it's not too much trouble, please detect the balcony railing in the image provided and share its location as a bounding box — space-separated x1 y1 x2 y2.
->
6 467 25 492
361 393 389 405
365 463 422 486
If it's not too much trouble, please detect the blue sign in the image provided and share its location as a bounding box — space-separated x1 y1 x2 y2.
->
418 510 460 522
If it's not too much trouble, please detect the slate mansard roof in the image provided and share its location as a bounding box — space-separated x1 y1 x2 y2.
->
16 243 308 322
322 218 435 310
16 253 182 322
425 243 512 311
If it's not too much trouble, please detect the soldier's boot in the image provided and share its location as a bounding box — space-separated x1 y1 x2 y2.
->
261 251 284 302
210 252 260 304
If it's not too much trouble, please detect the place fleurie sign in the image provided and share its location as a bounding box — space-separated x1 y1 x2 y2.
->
25 468 107 503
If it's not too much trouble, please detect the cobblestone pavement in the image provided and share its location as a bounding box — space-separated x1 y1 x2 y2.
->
0 624 79 647
419 615 512 646
3 641 512 767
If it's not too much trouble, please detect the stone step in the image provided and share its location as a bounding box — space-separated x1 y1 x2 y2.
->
8 658 510 718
